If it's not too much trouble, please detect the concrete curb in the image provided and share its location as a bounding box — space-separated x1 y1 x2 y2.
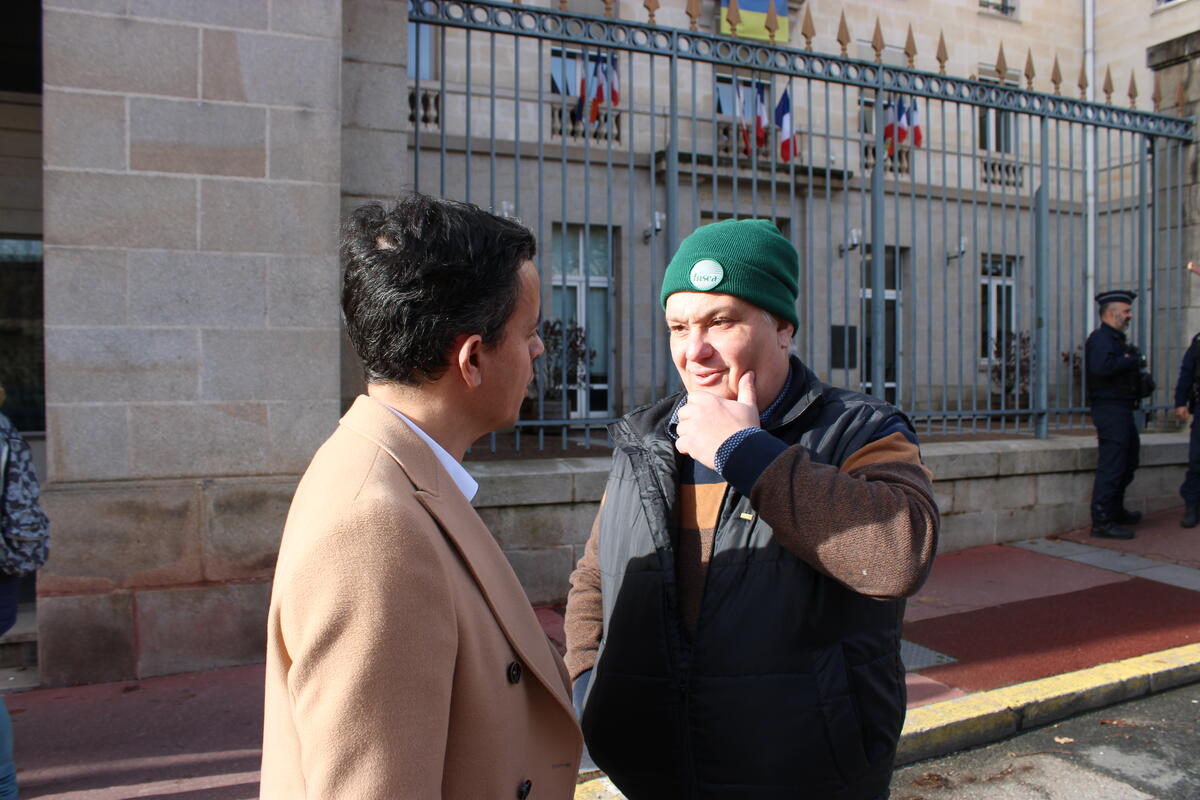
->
573 643 1200 798
896 642 1200 764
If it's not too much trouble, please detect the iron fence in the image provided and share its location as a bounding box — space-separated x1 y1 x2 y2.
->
406 0 1193 453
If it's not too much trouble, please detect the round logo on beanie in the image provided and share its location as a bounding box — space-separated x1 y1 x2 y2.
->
689 259 724 291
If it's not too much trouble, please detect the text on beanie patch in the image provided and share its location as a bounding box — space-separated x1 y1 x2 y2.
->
689 259 724 291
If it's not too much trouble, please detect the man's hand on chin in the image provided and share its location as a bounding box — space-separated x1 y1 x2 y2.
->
675 371 760 471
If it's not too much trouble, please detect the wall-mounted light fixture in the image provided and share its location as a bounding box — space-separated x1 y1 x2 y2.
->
642 211 665 244
837 228 861 257
946 237 968 261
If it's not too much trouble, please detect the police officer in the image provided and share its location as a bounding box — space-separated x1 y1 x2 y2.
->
1173 330 1200 527
1086 290 1148 539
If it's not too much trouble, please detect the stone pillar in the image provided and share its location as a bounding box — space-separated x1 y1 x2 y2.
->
339 0 410 409
1148 32 1200 336
40 1 344 685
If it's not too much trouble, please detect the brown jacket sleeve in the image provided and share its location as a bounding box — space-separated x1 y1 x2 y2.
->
749 432 939 600
564 499 604 681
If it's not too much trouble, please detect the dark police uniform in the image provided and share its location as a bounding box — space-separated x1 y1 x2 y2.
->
1173 332 1200 526
1086 302 1144 536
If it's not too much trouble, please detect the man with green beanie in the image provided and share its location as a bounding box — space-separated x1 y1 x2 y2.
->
564 218 939 800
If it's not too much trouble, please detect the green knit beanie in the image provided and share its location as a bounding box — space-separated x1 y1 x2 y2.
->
660 218 799 328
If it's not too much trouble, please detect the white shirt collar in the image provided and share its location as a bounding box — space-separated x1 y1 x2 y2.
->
384 407 479 502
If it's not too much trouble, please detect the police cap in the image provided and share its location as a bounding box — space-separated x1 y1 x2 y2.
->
1094 289 1137 305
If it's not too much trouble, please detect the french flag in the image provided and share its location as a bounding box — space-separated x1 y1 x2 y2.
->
572 52 587 123
589 58 606 123
882 96 897 156
588 55 620 123
909 97 922 148
774 87 795 163
883 95 908 156
607 54 619 108
754 84 769 149
737 84 753 155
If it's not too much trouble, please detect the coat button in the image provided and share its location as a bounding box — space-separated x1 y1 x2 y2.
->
507 661 522 684
517 779 533 799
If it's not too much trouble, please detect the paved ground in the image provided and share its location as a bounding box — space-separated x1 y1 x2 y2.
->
890 681 1200 799
8 505 1200 798
10 667 262 799
902 509 1200 702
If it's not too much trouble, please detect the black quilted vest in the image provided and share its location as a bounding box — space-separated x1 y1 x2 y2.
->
581 364 909 800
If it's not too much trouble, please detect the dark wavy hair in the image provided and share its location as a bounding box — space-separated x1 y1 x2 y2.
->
341 193 536 385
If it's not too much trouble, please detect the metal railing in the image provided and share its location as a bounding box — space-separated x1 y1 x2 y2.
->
406 0 1193 453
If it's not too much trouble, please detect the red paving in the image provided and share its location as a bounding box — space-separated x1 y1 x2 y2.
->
10 666 263 799
903 544 1128 623
904 577 1200 692
1058 517 1200 569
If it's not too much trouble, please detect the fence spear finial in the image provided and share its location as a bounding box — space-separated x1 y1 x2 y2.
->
1078 61 1088 100
995 42 1008 81
837 11 851 58
871 17 884 64
765 0 779 44
1152 73 1162 112
936 29 948 75
801 3 816 51
904 24 917 69
727 0 741 37
1128 71 1138 109
1051 55 1062 95
1024 49 1035 91
686 0 701 32
1103 65 1114 104
643 0 659 26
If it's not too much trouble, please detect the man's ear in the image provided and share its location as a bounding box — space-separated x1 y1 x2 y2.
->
453 333 486 388
777 320 795 348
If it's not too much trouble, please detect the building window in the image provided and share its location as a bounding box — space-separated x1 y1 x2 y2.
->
859 246 905 404
545 225 613 419
549 49 615 97
979 254 1018 360
0 238 44 432
859 92 877 135
407 22 435 81
979 0 1016 15
549 49 621 140
715 74 770 119
978 103 1015 154
830 325 858 370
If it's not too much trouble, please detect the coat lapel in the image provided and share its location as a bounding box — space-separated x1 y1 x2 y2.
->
339 396 576 722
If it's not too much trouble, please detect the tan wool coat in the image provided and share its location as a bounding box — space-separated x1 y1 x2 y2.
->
261 396 582 799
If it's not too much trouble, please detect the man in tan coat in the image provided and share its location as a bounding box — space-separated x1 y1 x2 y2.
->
261 193 582 799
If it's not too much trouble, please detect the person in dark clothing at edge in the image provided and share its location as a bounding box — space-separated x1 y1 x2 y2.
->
564 219 940 800
1085 289 1150 540
1173 329 1200 527
1173 264 1200 528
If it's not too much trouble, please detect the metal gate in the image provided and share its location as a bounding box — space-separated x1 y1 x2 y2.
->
405 0 1193 451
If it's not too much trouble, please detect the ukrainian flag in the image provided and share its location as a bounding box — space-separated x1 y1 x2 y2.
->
720 0 788 43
